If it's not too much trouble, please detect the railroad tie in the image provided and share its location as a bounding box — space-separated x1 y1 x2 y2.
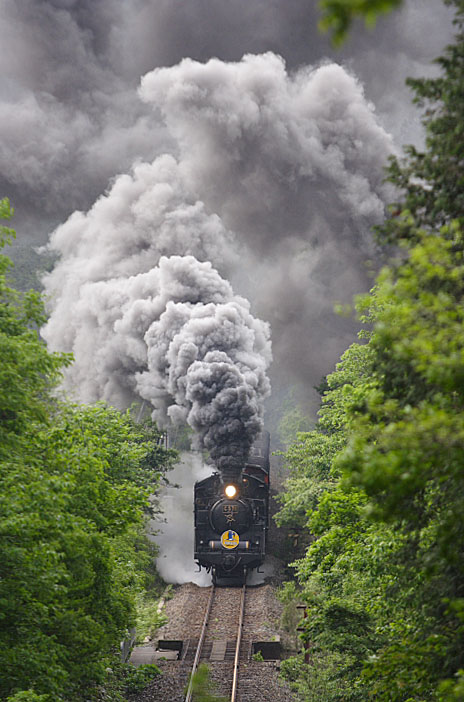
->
209 640 227 661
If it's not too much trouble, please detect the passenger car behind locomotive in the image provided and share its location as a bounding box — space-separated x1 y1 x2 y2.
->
194 431 270 584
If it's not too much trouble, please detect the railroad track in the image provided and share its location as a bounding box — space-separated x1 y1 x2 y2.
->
184 582 247 702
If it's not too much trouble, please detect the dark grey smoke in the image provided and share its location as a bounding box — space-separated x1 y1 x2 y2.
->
0 0 453 240
139 53 395 385
42 52 394 411
3 0 456 439
138 256 271 477
42 241 271 476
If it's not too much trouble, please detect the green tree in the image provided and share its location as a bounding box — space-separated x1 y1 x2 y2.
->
1 402 174 701
318 0 403 45
275 342 373 530
278 344 393 702
0 199 71 455
279 3 464 699
381 1 464 239
0 201 176 701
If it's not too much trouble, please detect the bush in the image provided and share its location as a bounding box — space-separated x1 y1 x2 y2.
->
123 664 161 694
6 693 49 702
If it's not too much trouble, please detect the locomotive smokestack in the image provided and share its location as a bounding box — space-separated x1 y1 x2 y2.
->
220 464 245 485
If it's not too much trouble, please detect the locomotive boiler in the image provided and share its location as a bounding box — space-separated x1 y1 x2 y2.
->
194 431 270 584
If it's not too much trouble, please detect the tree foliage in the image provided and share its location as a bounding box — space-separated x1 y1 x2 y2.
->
0 200 176 701
380 1 464 240
318 0 403 46
279 3 464 700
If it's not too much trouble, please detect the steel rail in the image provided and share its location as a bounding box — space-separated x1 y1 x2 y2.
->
230 581 247 702
184 584 216 702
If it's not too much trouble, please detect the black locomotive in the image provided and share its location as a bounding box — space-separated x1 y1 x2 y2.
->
194 431 270 584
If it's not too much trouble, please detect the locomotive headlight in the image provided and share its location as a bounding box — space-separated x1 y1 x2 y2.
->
225 484 237 498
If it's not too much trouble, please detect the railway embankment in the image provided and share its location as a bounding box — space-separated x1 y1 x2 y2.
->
128 582 296 702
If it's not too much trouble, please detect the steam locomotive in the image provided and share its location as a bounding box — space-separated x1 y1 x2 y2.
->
194 431 270 584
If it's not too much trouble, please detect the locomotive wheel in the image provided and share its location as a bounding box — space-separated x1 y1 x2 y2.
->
212 568 217 586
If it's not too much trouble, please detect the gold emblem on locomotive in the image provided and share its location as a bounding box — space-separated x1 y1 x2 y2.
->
222 503 238 523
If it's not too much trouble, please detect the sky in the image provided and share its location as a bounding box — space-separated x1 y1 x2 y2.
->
0 0 456 435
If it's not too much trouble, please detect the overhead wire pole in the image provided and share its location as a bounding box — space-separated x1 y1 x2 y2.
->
136 400 146 423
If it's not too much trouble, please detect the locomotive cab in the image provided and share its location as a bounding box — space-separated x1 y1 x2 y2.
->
194 431 270 584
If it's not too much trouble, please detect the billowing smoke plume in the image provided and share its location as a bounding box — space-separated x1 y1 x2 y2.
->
43 251 271 474
0 0 453 242
43 52 398 433
140 53 396 385
152 453 213 587
140 54 392 250
137 256 271 474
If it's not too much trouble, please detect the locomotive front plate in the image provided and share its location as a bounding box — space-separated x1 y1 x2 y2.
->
220 530 240 549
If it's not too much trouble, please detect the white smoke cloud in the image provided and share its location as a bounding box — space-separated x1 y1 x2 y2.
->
43 154 236 281
43 52 397 415
43 249 271 472
138 53 396 384
140 54 393 253
151 452 213 587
